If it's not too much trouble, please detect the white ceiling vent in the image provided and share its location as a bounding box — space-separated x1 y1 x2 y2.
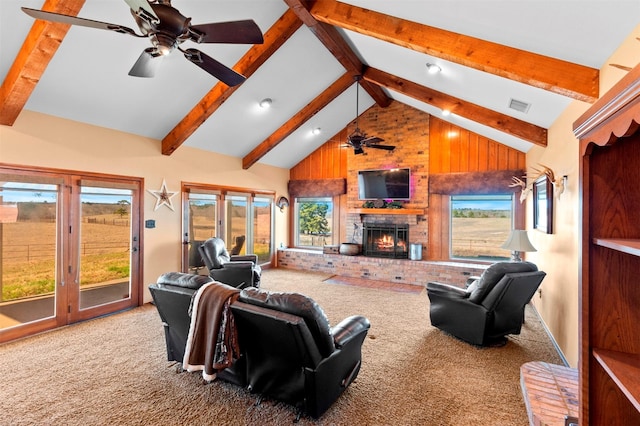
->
509 98 531 113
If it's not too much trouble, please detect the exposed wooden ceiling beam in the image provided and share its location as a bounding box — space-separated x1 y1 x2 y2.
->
310 0 599 103
364 67 548 147
161 9 302 155
243 72 354 169
284 0 390 107
0 0 86 126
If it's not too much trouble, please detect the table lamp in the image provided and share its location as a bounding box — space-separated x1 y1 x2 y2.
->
501 229 536 262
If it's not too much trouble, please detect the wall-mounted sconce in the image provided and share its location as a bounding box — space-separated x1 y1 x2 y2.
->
276 196 289 212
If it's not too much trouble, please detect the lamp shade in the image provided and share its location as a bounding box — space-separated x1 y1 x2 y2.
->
501 230 536 252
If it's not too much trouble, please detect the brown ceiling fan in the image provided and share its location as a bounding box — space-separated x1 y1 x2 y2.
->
344 76 395 155
21 0 263 86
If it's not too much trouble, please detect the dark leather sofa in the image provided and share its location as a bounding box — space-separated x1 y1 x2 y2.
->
148 272 370 419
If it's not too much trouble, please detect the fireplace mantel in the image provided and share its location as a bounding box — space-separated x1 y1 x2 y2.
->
351 208 425 216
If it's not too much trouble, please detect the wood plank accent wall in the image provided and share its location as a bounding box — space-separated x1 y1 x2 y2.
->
429 117 526 173
289 104 528 257
290 130 348 180
428 117 526 259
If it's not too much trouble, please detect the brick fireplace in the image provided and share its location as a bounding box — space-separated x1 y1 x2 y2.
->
341 102 430 258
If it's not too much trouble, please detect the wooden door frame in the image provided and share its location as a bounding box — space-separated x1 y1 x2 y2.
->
0 163 144 342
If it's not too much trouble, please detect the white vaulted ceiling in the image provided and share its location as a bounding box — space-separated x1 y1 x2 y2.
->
1 0 639 169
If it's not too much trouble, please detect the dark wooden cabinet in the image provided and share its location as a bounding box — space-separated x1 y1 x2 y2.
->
573 64 640 425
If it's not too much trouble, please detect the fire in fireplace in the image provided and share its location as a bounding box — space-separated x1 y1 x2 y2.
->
362 223 409 259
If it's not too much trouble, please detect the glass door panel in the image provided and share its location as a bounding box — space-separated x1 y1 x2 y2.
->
0 182 59 331
186 193 217 273
253 196 273 263
78 186 132 310
225 195 248 255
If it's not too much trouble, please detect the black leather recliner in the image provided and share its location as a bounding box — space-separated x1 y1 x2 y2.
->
148 272 370 419
198 237 261 289
427 261 545 346
148 272 246 385
232 287 370 419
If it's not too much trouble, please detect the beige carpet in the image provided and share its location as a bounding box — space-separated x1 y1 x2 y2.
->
0 268 562 425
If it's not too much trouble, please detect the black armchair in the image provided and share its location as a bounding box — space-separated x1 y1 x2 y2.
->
198 237 261 289
149 273 370 419
148 272 246 385
231 287 371 419
427 261 545 346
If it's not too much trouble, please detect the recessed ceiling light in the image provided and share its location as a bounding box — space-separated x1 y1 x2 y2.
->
426 63 441 74
442 109 451 116
259 98 272 108
312 127 321 135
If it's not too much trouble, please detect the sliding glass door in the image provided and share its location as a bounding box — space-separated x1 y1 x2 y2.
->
185 192 218 273
225 195 249 255
182 185 274 271
253 196 273 263
76 183 135 313
0 167 142 342
0 178 60 333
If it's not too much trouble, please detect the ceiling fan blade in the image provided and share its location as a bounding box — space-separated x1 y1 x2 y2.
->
369 144 396 151
191 20 264 44
182 48 246 86
362 136 384 145
123 0 159 24
21 8 141 37
128 48 163 78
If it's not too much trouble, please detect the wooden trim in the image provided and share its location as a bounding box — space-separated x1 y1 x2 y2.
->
0 0 86 126
161 10 302 155
243 73 354 169
574 63 640 155
181 181 275 197
284 0 390 107
310 0 598 103
365 68 548 147
351 208 424 215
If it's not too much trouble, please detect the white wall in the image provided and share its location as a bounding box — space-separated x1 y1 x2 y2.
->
0 110 290 302
526 23 640 367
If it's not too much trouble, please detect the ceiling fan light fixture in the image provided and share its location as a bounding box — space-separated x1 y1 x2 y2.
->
150 33 177 56
426 63 442 74
259 98 272 109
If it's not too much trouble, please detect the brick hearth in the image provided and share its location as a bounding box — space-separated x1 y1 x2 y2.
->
276 248 488 287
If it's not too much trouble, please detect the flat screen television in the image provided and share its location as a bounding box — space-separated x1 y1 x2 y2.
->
357 168 411 200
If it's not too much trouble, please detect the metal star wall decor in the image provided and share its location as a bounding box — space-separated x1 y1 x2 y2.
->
147 179 178 211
